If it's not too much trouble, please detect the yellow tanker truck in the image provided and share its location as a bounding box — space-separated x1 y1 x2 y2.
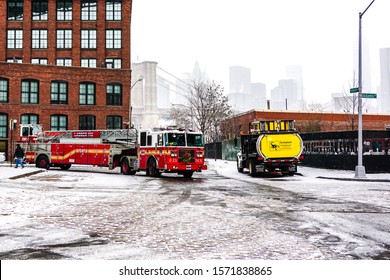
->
237 120 304 176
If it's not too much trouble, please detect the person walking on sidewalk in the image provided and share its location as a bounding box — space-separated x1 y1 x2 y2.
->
14 144 25 169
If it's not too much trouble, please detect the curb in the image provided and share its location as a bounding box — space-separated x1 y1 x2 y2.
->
317 176 390 183
8 170 44 180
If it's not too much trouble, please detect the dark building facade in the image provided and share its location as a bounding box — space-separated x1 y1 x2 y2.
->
0 0 132 160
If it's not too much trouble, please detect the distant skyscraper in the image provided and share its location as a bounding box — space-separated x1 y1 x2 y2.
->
286 65 304 110
228 66 252 112
270 79 298 111
380 48 390 113
251 83 267 110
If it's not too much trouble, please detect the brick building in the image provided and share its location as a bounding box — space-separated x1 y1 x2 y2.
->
222 110 390 139
0 0 133 160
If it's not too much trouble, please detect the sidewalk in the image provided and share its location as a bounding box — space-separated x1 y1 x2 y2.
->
0 162 42 180
206 159 390 183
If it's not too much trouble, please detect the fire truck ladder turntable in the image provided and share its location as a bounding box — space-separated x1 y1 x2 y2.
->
36 129 138 146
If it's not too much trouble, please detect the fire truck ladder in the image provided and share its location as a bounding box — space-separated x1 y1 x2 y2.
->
37 129 138 145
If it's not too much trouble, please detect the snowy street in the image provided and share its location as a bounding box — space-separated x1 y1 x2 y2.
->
0 160 390 260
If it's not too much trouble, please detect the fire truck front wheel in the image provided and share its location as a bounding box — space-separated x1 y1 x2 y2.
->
146 157 160 177
36 155 50 170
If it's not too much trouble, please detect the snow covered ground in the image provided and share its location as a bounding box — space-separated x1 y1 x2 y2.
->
1 160 390 261
2 160 390 181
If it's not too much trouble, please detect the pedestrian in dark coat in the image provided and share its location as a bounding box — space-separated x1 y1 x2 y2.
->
14 144 25 169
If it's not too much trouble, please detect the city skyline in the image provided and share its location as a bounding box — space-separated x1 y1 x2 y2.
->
131 0 390 104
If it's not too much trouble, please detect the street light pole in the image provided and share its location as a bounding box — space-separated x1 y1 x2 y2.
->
129 76 143 128
9 119 17 167
355 0 376 178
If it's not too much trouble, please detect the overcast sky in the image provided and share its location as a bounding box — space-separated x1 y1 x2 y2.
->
131 0 390 104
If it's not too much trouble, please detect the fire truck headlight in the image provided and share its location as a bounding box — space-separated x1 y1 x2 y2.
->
196 152 204 158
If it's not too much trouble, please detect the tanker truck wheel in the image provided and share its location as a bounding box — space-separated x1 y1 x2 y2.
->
248 160 256 177
237 158 244 173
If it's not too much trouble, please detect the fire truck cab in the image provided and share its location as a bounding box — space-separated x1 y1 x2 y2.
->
137 127 207 178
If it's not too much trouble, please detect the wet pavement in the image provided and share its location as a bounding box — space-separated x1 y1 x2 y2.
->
0 162 390 260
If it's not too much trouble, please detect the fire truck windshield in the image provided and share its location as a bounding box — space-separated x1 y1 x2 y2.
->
187 133 204 147
165 132 204 147
166 133 186 146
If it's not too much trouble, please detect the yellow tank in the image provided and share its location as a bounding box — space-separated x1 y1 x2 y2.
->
256 133 303 159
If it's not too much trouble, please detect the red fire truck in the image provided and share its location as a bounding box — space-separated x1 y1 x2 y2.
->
18 125 207 178
137 127 207 178
19 124 139 174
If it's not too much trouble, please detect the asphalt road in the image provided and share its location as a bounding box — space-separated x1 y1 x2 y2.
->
1 164 389 260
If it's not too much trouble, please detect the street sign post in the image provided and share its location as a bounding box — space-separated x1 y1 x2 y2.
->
350 87 359 93
362 93 377 98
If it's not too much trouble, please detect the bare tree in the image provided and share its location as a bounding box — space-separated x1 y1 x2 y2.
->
335 72 368 130
169 80 232 143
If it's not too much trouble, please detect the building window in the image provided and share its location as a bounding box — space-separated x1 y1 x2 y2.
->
106 0 121 21
31 58 48 64
106 84 122 106
105 58 121 69
56 58 72 66
51 81 68 104
21 114 39 125
7 29 23 49
79 115 96 130
81 0 97 21
81 30 97 49
106 116 122 129
51 115 67 131
8 0 23 20
7 58 22 63
106 30 121 49
0 114 7 138
32 0 48 21
21 80 39 104
32 29 48 49
0 79 9 103
81 58 97 68
57 0 72 21
79 82 95 105
56 29 72 49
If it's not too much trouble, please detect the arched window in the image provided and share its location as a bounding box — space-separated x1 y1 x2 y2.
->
79 115 96 130
106 115 122 129
0 78 9 103
21 114 39 125
79 82 95 105
0 114 7 138
21 79 39 104
51 81 68 104
51 114 67 131
106 83 122 106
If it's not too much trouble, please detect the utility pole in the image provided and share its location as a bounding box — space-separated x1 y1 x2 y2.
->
355 0 376 178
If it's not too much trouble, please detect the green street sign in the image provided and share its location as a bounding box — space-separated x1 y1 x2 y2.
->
362 93 377 98
350 87 359 93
